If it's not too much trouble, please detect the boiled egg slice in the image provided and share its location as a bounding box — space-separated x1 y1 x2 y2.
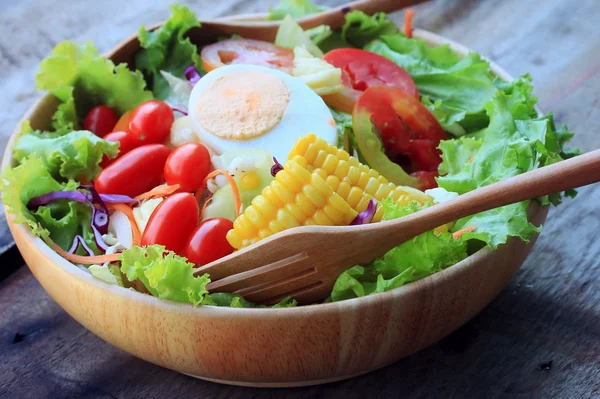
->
188 64 337 161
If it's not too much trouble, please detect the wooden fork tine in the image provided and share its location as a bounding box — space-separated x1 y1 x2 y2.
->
237 272 324 304
207 252 313 292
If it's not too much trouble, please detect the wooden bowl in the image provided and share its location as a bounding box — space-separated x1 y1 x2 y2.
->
2 15 548 387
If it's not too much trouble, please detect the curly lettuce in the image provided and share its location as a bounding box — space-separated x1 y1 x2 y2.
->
36 41 152 134
0 155 97 251
365 35 538 134
330 200 468 302
136 3 203 99
12 122 118 181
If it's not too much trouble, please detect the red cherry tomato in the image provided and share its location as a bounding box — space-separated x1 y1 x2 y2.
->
322 48 419 113
164 143 211 193
355 86 446 185
112 110 132 133
185 218 234 266
99 131 139 168
128 100 174 145
83 105 118 137
94 144 171 197
141 193 200 255
201 39 294 74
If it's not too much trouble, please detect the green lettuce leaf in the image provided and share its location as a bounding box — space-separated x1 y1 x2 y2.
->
313 11 399 53
36 40 152 133
0 154 97 251
341 11 398 48
119 245 297 307
365 35 538 133
330 199 467 302
267 0 326 20
12 122 118 181
120 245 210 305
136 3 203 100
436 92 571 247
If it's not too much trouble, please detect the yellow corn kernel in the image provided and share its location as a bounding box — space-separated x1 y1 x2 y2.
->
295 192 317 217
227 158 358 249
251 195 277 220
240 171 261 190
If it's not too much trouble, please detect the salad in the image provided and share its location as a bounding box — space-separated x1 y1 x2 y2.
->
1 2 578 307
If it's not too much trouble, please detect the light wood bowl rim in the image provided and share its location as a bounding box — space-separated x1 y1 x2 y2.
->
1 17 540 317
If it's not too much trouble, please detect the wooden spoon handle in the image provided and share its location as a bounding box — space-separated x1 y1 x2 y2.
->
297 0 427 30
374 149 600 247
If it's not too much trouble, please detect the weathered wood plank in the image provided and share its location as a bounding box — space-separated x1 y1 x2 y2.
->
1 0 600 398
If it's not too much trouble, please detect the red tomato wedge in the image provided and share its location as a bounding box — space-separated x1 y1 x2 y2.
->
322 48 419 114
141 193 200 255
185 218 234 266
201 39 294 73
354 86 446 189
94 144 171 197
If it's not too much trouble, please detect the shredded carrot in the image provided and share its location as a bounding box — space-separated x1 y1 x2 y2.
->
404 9 415 38
200 197 213 219
196 169 242 218
135 184 180 202
49 240 121 265
467 153 476 164
452 225 477 239
107 203 141 246
328 118 335 127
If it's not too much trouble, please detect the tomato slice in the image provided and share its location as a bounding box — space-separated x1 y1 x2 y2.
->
94 144 171 197
185 218 234 266
201 39 294 73
323 49 418 114
141 193 200 255
353 86 447 190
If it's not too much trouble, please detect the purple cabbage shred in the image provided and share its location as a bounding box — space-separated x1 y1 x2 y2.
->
271 157 284 177
350 198 377 225
184 65 201 85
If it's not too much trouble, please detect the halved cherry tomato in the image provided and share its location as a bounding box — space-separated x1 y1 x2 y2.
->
83 105 118 137
128 100 174 145
322 49 419 113
94 144 171 197
185 218 234 266
99 131 138 168
164 143 211 193
141 193 200 255
201 39 294 73
353 86 446 190
112 110 132 133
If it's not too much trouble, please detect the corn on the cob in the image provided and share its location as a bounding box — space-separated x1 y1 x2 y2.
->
226 158 358 249
289 134 432 221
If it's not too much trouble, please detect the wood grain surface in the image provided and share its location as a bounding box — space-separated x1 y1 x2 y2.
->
1 0 599 398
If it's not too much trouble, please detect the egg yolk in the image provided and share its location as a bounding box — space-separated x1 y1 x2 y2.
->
194 70 290 141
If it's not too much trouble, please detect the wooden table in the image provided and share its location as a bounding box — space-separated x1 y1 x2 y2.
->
1 0 600 397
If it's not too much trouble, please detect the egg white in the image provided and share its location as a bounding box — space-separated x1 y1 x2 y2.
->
188 64 337 162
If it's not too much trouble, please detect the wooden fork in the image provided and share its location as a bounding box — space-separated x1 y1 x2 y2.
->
193 0 428 42
196 150 600 305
